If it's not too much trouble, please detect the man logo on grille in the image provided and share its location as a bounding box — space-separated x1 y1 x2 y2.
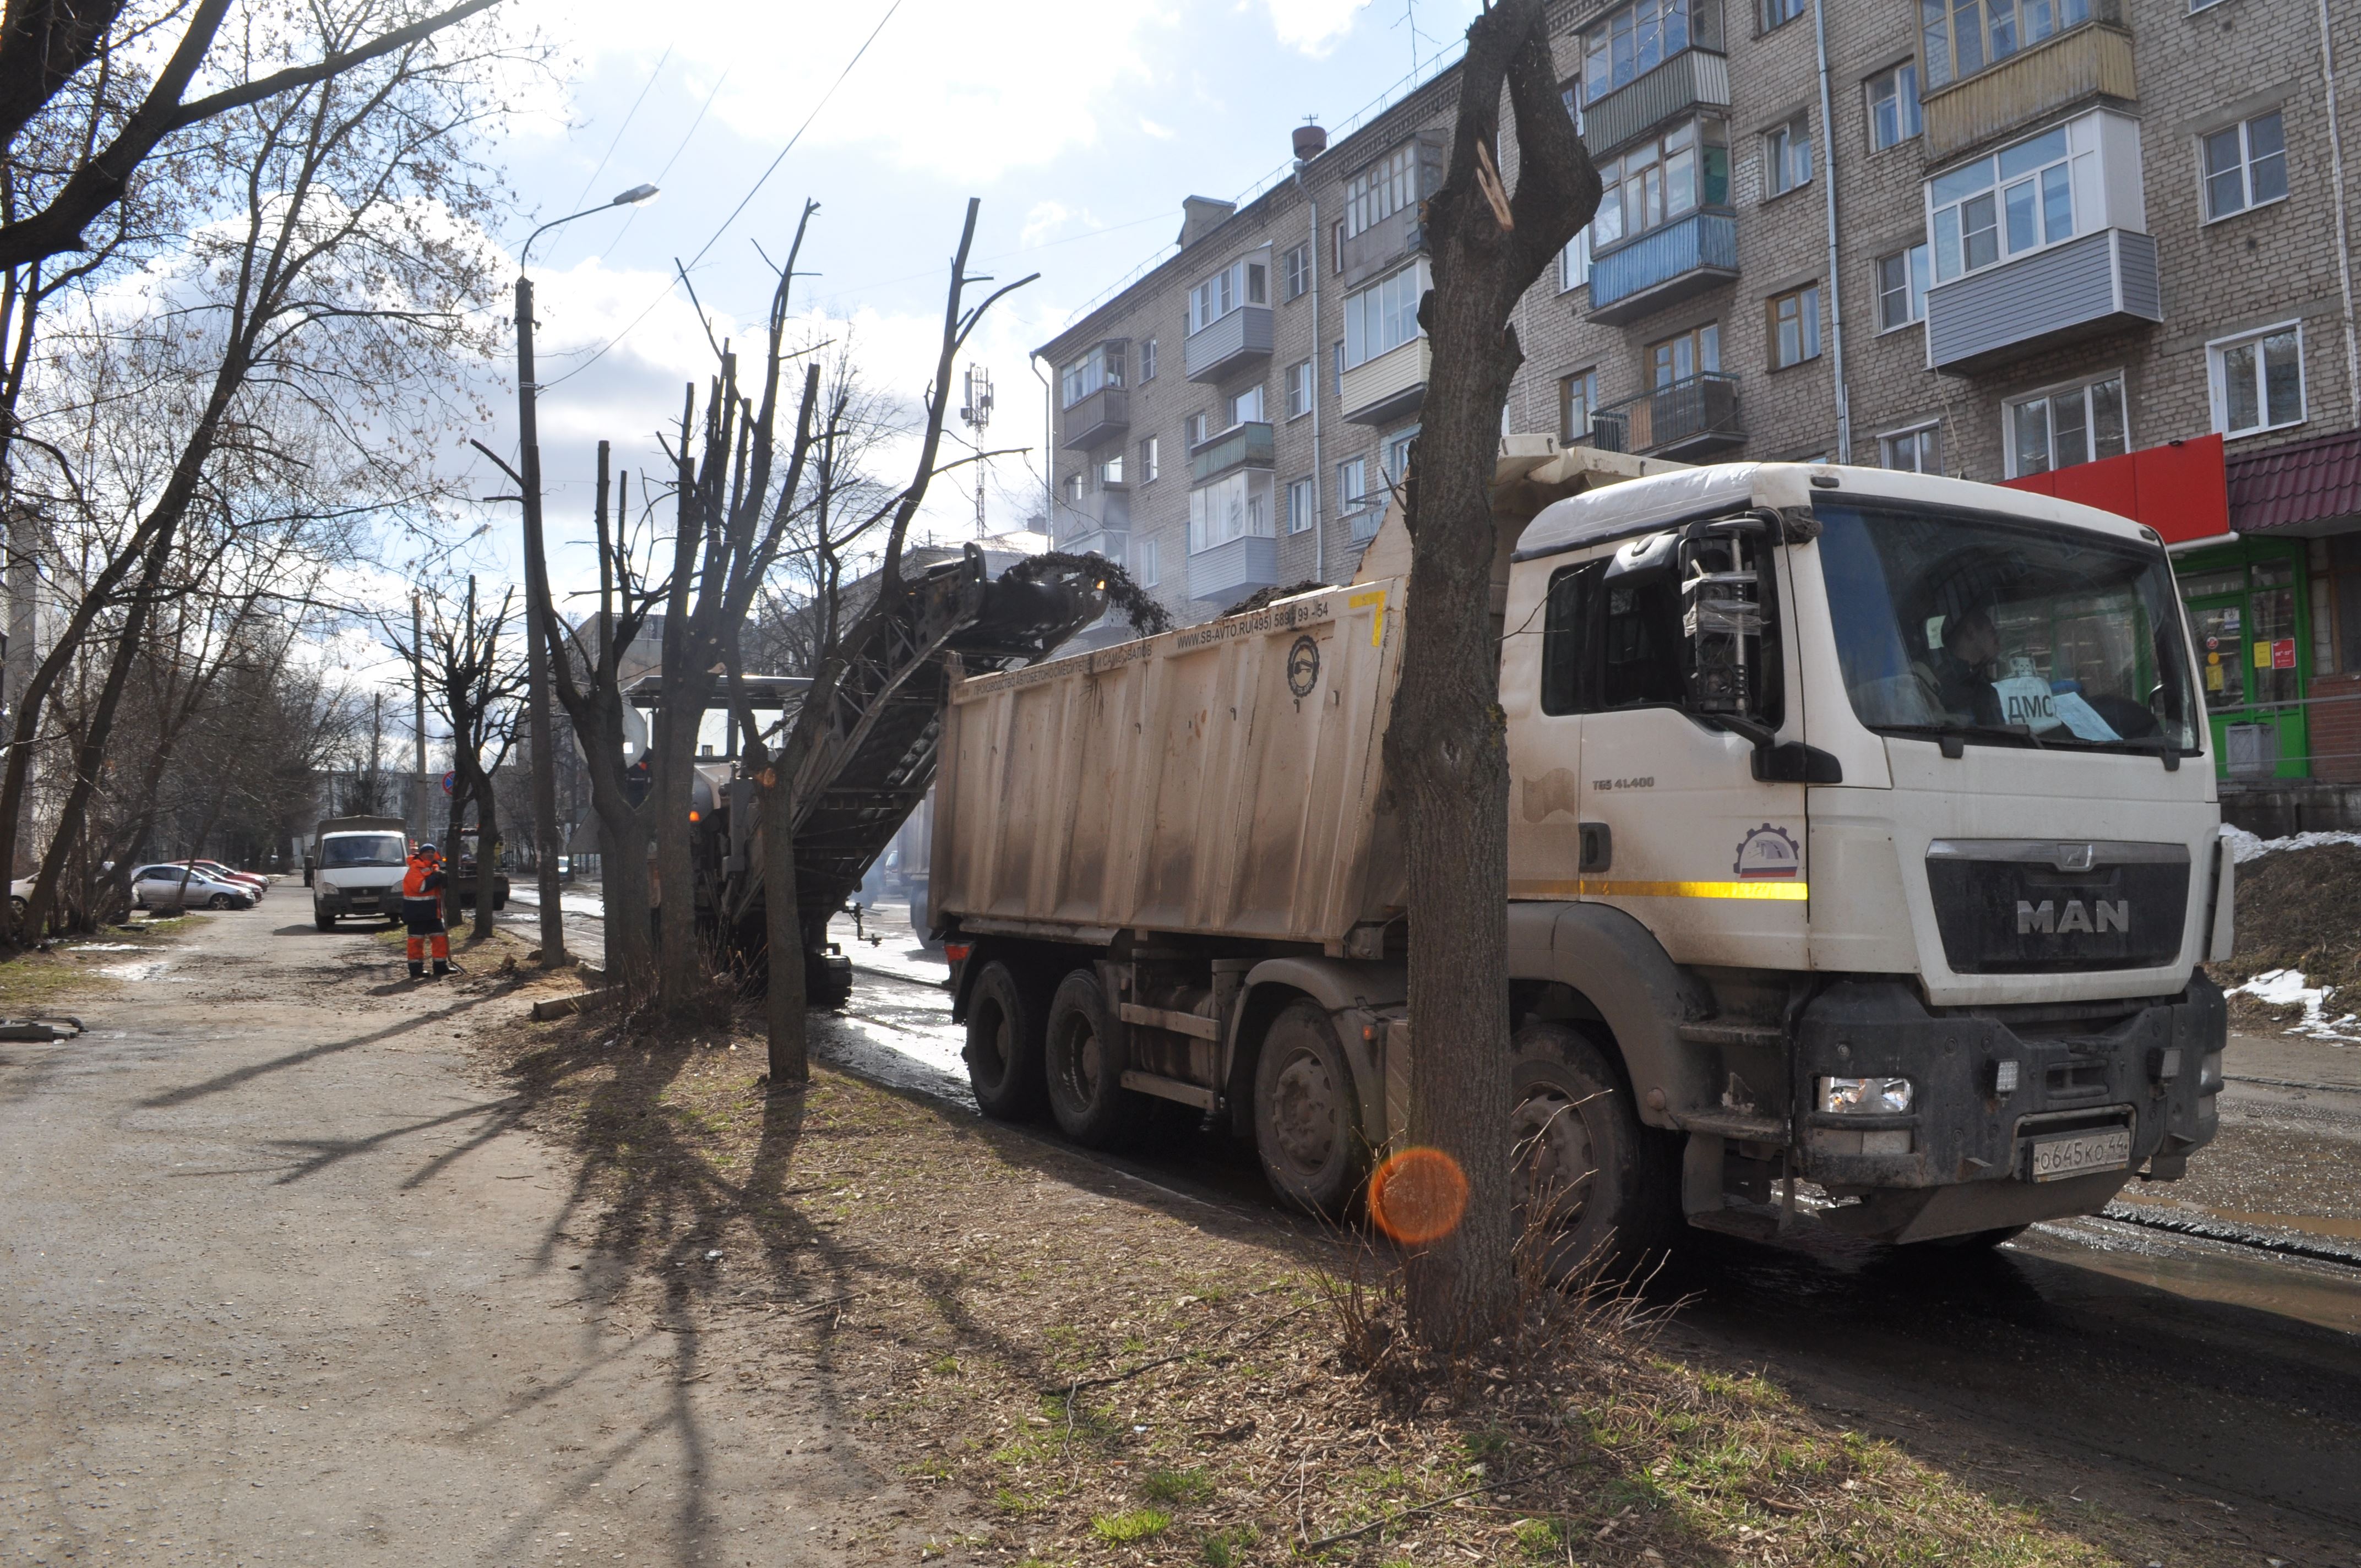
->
2017 899 2129 934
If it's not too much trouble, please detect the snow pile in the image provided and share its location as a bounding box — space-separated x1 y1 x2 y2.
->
2221 824 2361 864
2224 968 2361 1041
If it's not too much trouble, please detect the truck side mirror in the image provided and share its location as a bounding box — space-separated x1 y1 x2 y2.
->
1679 516 1778 747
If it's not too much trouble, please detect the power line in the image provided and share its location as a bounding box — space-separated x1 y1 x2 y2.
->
568 45 672 214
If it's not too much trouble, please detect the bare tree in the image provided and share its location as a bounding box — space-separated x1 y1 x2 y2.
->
1384 0 1601 1348
391 575 520 940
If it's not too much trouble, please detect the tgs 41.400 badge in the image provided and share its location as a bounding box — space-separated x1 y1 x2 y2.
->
1734 824 1800 880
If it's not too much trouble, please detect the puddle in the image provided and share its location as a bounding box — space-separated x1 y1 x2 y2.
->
61 943 143 952
97 960 175 982
2023 1217 2361 1335
2115 1190 2361 1245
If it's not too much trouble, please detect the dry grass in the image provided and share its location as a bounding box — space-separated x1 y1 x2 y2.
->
0 914 197 1010
449 997 2185 1568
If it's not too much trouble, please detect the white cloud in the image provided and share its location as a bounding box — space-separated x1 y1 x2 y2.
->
1138 115 1176 140
1263 0 1368 55
1021 201 1075 247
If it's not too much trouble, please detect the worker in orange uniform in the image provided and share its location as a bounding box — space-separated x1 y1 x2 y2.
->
400 843 453 979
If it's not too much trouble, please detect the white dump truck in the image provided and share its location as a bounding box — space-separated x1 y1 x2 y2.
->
306 815 411 930
931 445 2229 1259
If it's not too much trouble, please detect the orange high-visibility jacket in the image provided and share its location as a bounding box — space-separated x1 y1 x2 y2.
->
401 856 445 901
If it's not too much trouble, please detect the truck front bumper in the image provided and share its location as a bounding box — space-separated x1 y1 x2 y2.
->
1792 975 2223 1242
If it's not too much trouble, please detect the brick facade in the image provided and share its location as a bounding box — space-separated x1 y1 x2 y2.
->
1037 0 2361 635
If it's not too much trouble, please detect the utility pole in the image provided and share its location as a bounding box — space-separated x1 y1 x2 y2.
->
960 364 993 537
411 590 428 842
502 183 659 966
6 505 35 873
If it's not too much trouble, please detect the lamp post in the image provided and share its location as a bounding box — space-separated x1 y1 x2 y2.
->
514 182 659 965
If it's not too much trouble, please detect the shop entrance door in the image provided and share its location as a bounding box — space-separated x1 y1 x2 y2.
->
2179 550 2310 779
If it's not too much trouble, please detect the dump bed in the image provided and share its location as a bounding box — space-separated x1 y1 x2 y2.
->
933 580 1405 948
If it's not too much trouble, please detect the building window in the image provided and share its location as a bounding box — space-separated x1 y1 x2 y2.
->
1558 226 1591 292
1381 427 1418 487
1063 472 1084 504
1867 63 1922 151
1135 536 1160 587
1188 255 1267 334
1592 119 1728 256
1344 142 1419 239
1287 476 1316 534
1928 121 2074 282
1765 115 1811 198
1879 423 1943 472
2209 323 2305 438
2203 111 2288 222
1141 338 1157 381
1227 385 1265 427
1140 435 1160 483
1581 0 1693 105
2005 372 2126 477
1650 322 1720 385
1760 0 1803 32
1342 260 1428 369
1337 455 1369 511
1059 341 1123 407
1282 243 1310 301
1921 0 2091 91
1095 452 1124 487
1560 368 1599 444
1185 411 1210 447
1331 220 1345 271
1286 359 1313 419
1875 243 1930 330
1188 471 1274 553
1767 284 1821 368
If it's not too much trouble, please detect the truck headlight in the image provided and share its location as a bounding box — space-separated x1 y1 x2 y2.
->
1819 1075 1913 1114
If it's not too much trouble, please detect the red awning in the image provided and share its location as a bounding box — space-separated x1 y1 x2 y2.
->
2223 426 2361 535
1996 434 2230 547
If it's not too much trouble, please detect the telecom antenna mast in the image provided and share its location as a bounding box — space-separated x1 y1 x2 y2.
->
959 364 993 537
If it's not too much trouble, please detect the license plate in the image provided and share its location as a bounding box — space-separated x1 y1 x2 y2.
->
2027 1127 2132 1182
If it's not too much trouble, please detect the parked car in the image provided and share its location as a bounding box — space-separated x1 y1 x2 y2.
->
130 864 256 911
176 858 266 898
8 875 28 923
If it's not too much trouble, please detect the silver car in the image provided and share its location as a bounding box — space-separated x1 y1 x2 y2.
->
130 864 256 911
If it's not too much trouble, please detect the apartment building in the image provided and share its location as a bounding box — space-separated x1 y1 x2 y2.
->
1035 0 2361 803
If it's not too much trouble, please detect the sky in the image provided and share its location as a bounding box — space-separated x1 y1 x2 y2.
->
453 0 1488 604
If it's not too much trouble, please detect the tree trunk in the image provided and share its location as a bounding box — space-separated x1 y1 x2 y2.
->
472 782 497 940
1385 0 1600 1351
761 748 807 1085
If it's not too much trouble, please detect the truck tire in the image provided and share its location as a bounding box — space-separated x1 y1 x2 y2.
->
314 909 335 931
1253 1000 1368 1217
1042 968 1145 1148
1509 1021 1676 1277
964 960 1048 1121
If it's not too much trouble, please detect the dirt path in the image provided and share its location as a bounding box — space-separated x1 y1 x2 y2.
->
0 910 959 1566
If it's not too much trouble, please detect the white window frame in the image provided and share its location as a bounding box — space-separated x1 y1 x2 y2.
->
1927 120 2079 285
1875 243 1930 331
1141 435 1160 484
1765 116 1811 198
1343 143 1419 239
1558 226 1591 293
2207 320 2307 439
2200 111 2288 224
1866 63 1922 151
1285 359 1313 420
1342 259 1429 370
1337 455 1370 513
1188 254 1269 335
1135 535 1160 588
1286 475 1316 535
1188 470 1274 554
1095 452 1124 487
1381 425 1419 487
1140 338 1157 381
1059 342 1123 409
1878 421 1943 473
1560 368 1598 444
1282 243 1310 301
1767 284 1821 368
1227 385 1265 427
2001 370 2129 478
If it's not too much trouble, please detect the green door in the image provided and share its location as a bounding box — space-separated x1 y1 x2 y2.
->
2178 548 2310 779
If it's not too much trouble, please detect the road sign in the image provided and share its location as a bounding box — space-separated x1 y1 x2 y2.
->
440 771 457 796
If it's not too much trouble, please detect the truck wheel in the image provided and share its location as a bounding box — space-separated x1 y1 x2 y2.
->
1253 1000 1367 1217
1042 969 1144 1148
964 960 1048 1121
314 910 336 931
1509 1022 1675 1277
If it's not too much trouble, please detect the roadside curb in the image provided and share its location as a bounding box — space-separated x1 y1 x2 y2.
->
2099 1201 2361 1269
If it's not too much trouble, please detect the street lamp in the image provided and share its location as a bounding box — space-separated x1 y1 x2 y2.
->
513 182 659 966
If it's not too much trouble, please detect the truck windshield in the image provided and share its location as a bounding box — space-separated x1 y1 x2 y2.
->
1815 503 2200 756
320 834 407 868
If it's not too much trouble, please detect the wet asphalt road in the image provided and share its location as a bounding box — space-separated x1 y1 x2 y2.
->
508 890 2361 1558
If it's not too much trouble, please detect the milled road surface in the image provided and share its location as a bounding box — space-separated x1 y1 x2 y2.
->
0 910 955 1566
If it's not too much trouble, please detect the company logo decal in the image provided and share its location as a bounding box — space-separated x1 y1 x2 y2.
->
1733 824 1801 880
1286 634 1321 698
2017 899 2129 935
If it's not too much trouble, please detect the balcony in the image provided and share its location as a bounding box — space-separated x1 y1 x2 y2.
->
1925 228 2160 374
1923 17 2135 160
1587 211 1738 325
1339 202 1423 290
1183 305 1274 384
1588 373 1743 459
1189 421 1274 483
1062 483 1129 536
1187 535 1279 605
1060 385 1128 452
1584 48 1729 155
1057 526 1127 566
1339 337 1429 427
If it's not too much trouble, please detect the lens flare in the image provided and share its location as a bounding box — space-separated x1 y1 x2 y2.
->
1367 1146 1469 1245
